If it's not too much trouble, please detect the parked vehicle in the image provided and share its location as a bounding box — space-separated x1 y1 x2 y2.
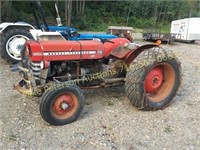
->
14 34 181 125
170 17 200 43
108 26 133 42
0 0 116 63
143 28 175 43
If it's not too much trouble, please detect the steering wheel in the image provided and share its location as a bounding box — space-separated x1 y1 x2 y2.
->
93 36 115 44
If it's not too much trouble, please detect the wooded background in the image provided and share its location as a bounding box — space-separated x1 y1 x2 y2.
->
1 0 200 32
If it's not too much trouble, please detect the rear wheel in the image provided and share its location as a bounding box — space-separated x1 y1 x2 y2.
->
1 28 32 63
125 47 181 110
40 85 84 125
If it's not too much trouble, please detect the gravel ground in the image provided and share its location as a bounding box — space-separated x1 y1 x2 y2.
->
0 35 200 150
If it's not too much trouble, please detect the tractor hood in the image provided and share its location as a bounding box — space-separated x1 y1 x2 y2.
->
69 33 117 40
48 26 117 41
25 40 105 62
48 26 77 34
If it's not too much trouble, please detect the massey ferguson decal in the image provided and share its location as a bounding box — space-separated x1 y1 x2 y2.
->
43 51 96 56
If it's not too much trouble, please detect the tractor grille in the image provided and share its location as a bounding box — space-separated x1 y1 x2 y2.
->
31 62 41 82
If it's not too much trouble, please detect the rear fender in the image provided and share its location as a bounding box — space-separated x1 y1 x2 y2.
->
30 29 66 41
104 38 130 57
125 44 159 65
0 22 35 34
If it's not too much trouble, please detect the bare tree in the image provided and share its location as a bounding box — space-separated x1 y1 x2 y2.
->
188 0 196 18
76 0 85 16
126 2 134 26
65 0 72 26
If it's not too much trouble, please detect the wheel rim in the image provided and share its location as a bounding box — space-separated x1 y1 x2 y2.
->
6 35 29 60
52 92 79 119
144 64 175 102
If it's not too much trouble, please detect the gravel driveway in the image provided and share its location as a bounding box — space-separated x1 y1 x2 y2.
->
0 38 200 150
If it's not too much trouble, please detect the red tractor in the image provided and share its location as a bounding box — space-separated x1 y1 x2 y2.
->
14 37 181 125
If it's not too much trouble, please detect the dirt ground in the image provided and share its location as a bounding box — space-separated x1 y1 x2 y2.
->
0 35 200 150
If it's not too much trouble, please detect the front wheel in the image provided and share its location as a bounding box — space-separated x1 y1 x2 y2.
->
1 28 33 63
40 85 84 125
125 48 181 110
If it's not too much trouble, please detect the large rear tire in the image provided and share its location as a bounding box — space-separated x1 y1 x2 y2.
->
1 28 32 63
125 47 181 110
40 85 84 125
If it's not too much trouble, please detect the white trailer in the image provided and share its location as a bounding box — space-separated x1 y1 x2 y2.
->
170 17 200 43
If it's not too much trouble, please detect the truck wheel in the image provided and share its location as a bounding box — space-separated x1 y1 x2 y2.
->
1 28 32 63
40 85 84 125
125 48 181 110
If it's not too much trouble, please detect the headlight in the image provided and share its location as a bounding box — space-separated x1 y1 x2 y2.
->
98 50 103 55
40 61 44 69
40 60 49 69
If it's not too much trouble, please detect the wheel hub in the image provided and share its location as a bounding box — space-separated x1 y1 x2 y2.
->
145 66 163 93
52 95 74 115
61 102 69 110
6 35 29 60
152 76 159 85
9 38 26 55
